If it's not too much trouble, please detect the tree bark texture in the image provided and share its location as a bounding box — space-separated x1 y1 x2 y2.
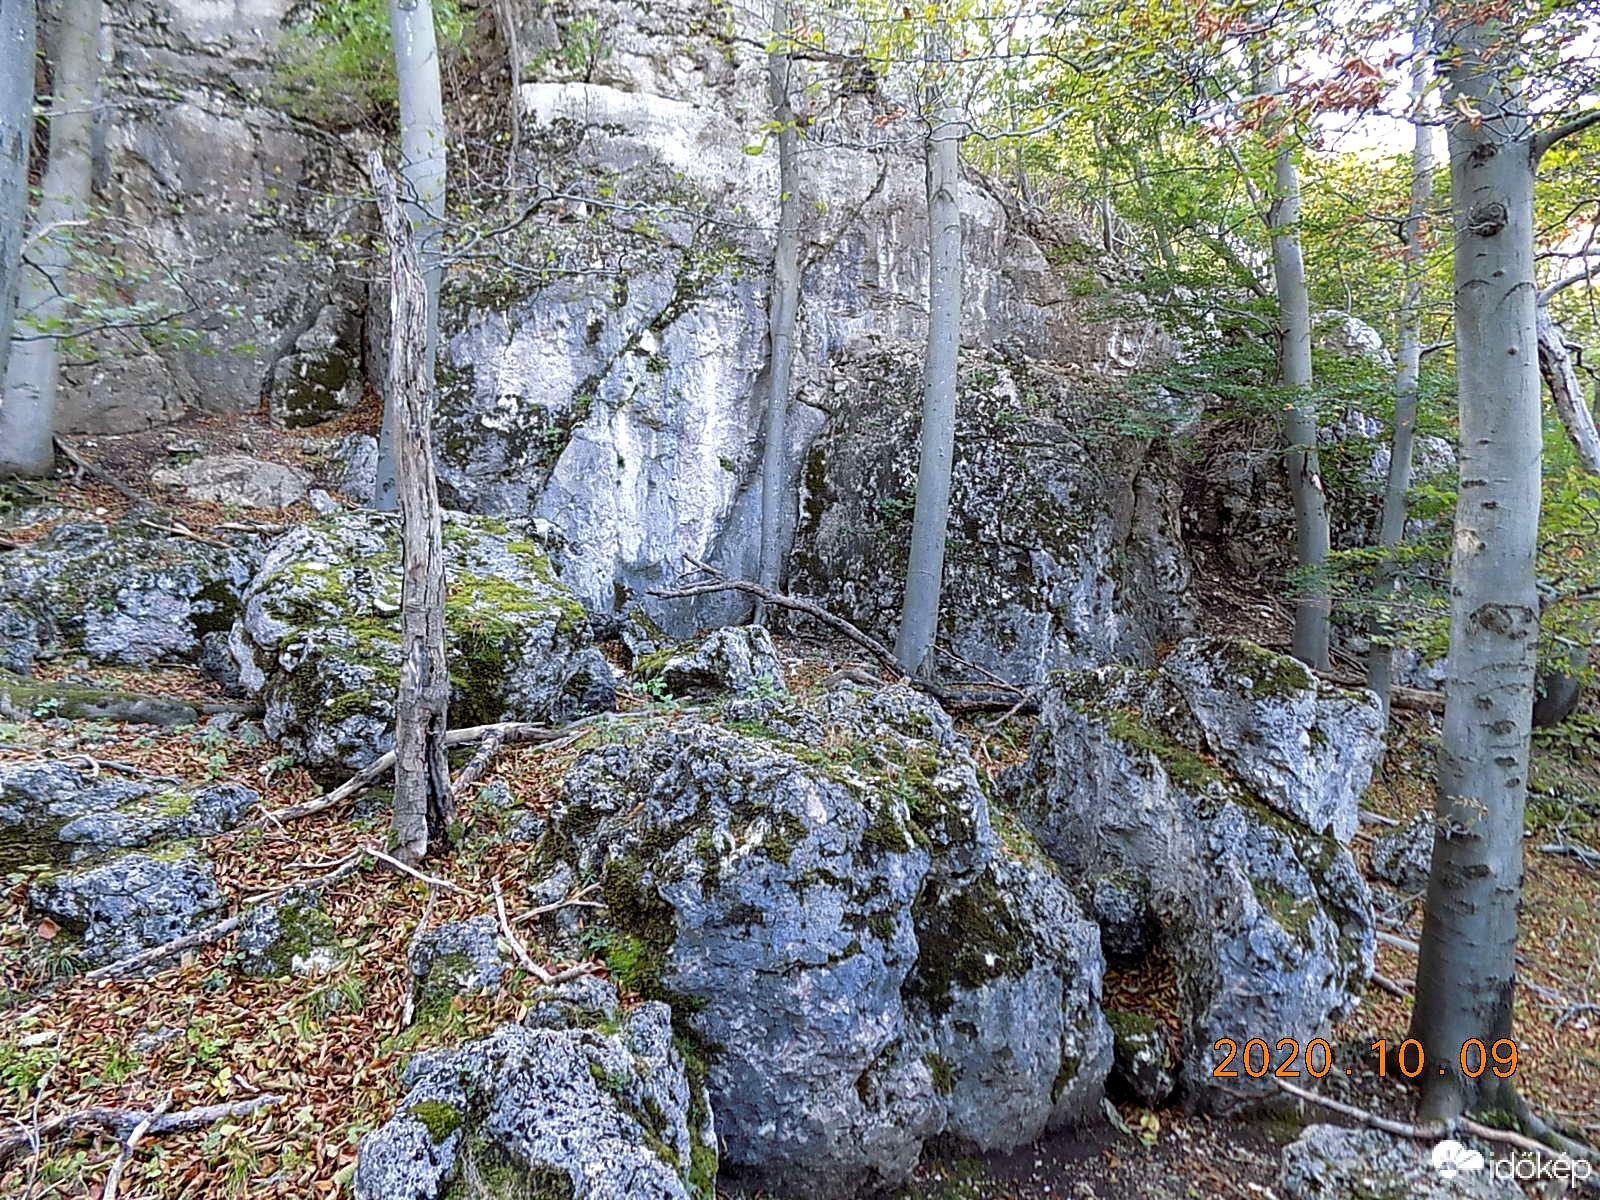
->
371 151 454 864
1 0 98 478
895 72 963 677
374 0 447 512
1409 10 1541 1122
0 0 35 391
757 0 802 607
1264 60 1332 671
1366 7 1435 713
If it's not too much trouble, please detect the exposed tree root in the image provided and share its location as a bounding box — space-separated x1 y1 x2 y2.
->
258 714 626 826
1275 1078 1588 1164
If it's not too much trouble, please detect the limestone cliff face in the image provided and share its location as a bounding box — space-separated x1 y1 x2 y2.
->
67 0 1188 667
60 0 367 433
434 0 1175 637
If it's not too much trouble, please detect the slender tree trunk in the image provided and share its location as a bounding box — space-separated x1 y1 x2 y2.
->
371 152 453 865
374 0 447 513
491 0 521 181
895 76 963 677
1264 61 1332 670
756 0 801 614
1409 12 1541 1123
1 0 99 478
0 0 36 390
1534 304 1600 475
1366 9 1435 714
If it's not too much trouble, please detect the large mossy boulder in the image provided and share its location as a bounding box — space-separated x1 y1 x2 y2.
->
0 520 254 674
788 348 1193 681
538 685 1109 1198
229 511 615 771
354 975 716 1200
1008 636 1381 1109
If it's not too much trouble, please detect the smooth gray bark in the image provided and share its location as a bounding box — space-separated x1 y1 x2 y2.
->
894 88 963 677
1365 11 1435 713
372 152 453 865
374 0 447 513
1409 12 1541 1122
0 0 99 478
1264 62 1331 671
756 0 801 609
0 0 35 390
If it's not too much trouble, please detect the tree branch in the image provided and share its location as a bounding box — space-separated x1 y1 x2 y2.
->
1535 109 1600 161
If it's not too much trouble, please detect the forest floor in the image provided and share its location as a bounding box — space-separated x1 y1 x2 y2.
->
0 464 1597 1199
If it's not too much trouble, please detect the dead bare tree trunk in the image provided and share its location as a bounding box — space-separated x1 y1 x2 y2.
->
371 151 453 865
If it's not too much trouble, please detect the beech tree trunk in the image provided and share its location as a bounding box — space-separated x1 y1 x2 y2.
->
371 152 453 865
0 0 35 389
756 0 801 609
0 0 99 478
1409 11 1541 1122
374 0 447 512
1366 9 1434 714
1264 61 1331 671
895 78 963 677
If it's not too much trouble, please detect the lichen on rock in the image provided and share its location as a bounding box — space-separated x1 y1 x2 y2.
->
537 684 1108 1197
229 510 615 771
0 520 255 674
354 975 715 1200
1008 635 1381 1108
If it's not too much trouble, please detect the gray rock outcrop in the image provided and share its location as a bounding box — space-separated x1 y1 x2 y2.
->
1370 812 1434 893
789 349 1193 680
235 888 341 978
0 521 254 673
229 511 614 771
29 844 225 967
354 976 716 1200
1008 636 1382 1108
1279 1126 1523 1200
407 916 511 1017
151 454 312 508
0 761 258 870
538 685 1109 1197
634 625 786 698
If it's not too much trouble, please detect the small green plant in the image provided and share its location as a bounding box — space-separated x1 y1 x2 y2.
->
272 0 467 124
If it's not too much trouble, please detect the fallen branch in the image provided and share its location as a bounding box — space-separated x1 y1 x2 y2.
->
514 882 603 926
58 853 365 991
650 558 1037 713
451 728 506 801
1536 841 1600 869
1370 971 1412 997
361 844 467 894
1275 1078 1583 1163
100 1094 170 1200
493 877 545 980
0 1095 282 1168
1315 668 1445 714
259 715 621 825
52 436 148 509
1359 809 1402 828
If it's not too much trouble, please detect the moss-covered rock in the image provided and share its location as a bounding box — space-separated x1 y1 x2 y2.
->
788 347 1194 682
538 684 1109 1198
0 520 255 674
1009 636 1379 1110
235 888 341 978
355 976 714 1200
229 511 615 771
